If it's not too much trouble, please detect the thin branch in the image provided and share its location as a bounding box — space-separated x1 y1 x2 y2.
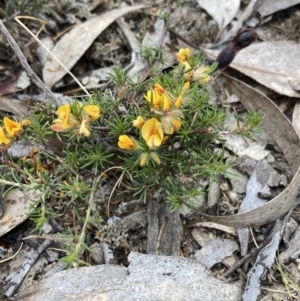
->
0 19 60 105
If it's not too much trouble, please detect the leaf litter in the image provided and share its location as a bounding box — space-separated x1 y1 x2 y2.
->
0 1 299 300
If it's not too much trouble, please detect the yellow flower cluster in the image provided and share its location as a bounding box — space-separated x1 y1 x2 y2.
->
0 117 30 150
51 104 100 137
176 48 212 84
118 79 190 166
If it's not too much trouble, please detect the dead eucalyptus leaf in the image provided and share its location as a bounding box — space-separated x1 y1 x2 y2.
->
292 102 300 137
237 160 271 256
8 139 42 158
190 222 237 236
0 96 29 118
197 0 240 28
43 5 147 88
192 238 239 269
280 228 300 263
196 75 300 227
0 71 30 96
81 67 114 90
221 133 270 160
243 223 283 301
203 42 300 97
257 0 300 17
0 189 41 237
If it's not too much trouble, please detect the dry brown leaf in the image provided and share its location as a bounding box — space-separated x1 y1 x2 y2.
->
0 189 41 237
196 75 300 227
197 0 240 28
203 42 300 97
243 222 283 301
192 238 238 269
43 5 147 88
190 222 237 236
0 71 30 96
257 0 300 17
292 102 300 137
0 96 29 118
237 160 270 255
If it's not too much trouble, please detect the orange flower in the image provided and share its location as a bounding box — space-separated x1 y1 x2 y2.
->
141 118 164 149
4 117 22 137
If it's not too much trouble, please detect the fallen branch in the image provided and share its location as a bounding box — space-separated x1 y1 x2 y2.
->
0 20 59 105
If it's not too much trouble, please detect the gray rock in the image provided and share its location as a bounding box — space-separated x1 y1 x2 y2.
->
15 252 242 301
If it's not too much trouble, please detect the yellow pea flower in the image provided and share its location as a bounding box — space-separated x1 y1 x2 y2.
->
50 122 64 132
21 119 32 127
51 104 79 132
0 127 11 145
182 82 190 92
161 116 182 135
150 151 161 165
56 104 70 122
139 152 149 166
141 118 164 149
79 120 90 137
176 48 191 64
193 66 213 84
139 151 161 166
51 119 75 132
4 117 22 137
172 119 182 131
144 89 161 109
118 135 137 150
55 104 72 130
161 111 182 134
162 95 171 111
154 83 165 95
153 83 171 111
174 96 182 108
83 105 100 121
133 116 145 128
174 82 190 108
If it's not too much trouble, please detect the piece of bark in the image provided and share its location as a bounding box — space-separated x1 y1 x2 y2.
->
147 199 183 256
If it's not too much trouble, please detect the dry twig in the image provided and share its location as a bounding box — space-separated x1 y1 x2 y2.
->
0 20 59 105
